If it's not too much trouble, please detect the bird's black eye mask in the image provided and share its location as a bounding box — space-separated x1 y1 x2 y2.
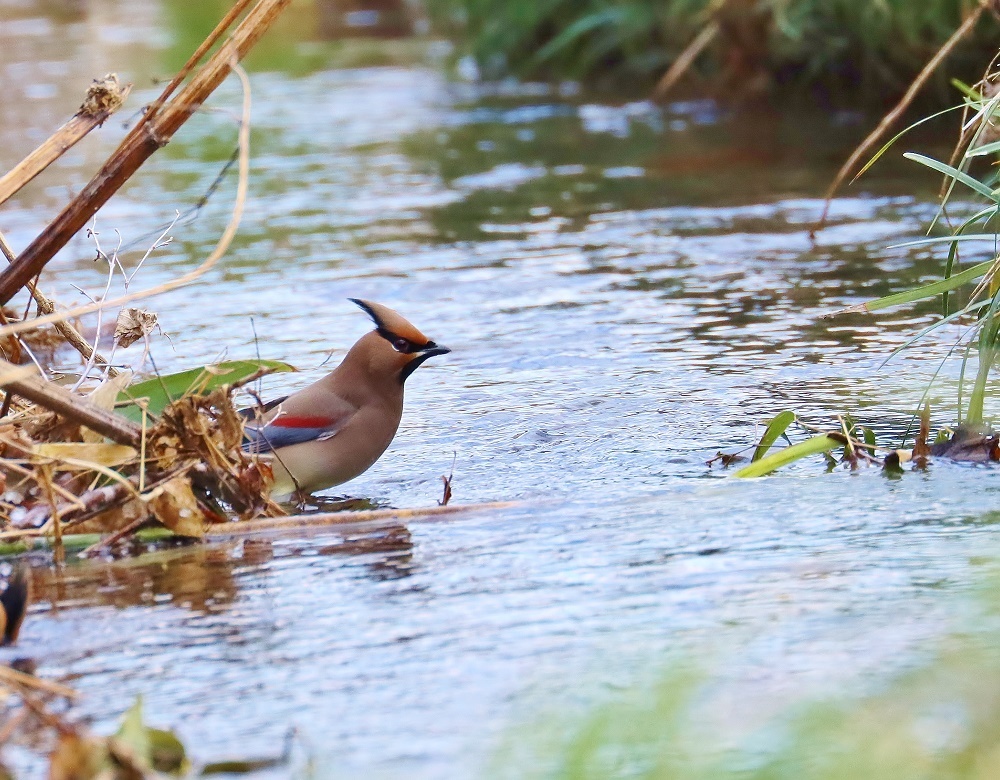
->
377 329 433 354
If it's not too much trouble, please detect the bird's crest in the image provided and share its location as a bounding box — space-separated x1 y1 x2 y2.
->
350 299 430 345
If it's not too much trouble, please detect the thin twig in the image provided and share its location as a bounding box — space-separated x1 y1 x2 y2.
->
205 501 523 537
0 666 76 699
0 231 119 376
652 21 720 100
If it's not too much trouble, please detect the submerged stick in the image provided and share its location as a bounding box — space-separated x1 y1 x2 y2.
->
0 0 290 304
206 501 522 537
0 75 131 208
814 1 988 235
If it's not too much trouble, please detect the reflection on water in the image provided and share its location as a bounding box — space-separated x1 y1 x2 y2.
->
3 0 1000 776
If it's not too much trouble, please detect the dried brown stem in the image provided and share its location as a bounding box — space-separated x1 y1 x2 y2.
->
653 21 720 100
0 231 119 376
205 501 522 537
0 75 131 208
126 0 256 137
0 0 290 304
814 1 988 235
79 514 150 558
0 358 141 447
0 56 254 342
0 665 76 699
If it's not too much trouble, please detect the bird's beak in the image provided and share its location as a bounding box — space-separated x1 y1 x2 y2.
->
400 342 450 382
421 342 451 359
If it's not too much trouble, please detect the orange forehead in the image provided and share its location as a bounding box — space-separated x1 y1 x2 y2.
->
351 299 430 343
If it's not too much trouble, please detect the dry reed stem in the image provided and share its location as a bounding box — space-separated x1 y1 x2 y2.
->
125 0 256 140
78 514 149 557
653 21 720 100
205 501 523 537
0 75 131 208
0 357 142 446
814 0 989 235
0 707 30 746
0 56 254 343
0 0 290 304
0 227 119 377
0 666 76 699
0 61 253 447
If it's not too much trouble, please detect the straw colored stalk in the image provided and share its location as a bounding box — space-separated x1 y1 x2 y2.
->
0 0 291 304
0 358 141 446
0 74 131 208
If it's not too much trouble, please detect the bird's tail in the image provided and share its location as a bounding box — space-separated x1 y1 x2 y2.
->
0 564 30 646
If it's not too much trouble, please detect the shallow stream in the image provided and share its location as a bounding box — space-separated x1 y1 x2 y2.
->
3 2 1000 776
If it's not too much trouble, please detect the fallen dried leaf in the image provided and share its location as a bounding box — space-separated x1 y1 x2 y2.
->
144 476 206 538
113 308 157 349
34 442 137 469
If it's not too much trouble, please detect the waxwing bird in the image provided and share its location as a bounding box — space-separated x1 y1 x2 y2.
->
244 299 450 499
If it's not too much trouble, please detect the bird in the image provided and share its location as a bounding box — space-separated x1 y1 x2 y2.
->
0 564 29 646
243 299 450 499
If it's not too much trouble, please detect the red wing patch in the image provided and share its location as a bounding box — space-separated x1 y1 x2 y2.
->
270 416 336 429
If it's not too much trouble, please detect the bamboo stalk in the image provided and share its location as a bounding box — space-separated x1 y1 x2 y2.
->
0 75 131 208
0 0 291 304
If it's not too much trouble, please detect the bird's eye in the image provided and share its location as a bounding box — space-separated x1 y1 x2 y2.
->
393 337 410 353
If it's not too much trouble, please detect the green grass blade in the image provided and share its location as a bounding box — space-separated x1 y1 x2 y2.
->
882 299 991 366
854 105 963 181
845 259 994 313
966 139 1000 158
751 410 796 462
966 293 1000 426
890 233 1000 248
903 153 999 201
734 434 844 478
115 359 296 424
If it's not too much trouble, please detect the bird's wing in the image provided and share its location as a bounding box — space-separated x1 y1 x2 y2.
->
237 395 288 421
243 400 355 454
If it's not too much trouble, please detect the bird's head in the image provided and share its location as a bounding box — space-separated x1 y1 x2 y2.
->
349 298 451 384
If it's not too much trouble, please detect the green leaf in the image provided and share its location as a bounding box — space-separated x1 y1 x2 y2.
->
952 77 983 101
116 360 295 424
845 259 995 313
734 434 845 478
149 727 188 774
966 139 1000 158
853 105 964 181
751 410 796 462
903 153 999 201
116 697 151 766
890 233 1000 248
